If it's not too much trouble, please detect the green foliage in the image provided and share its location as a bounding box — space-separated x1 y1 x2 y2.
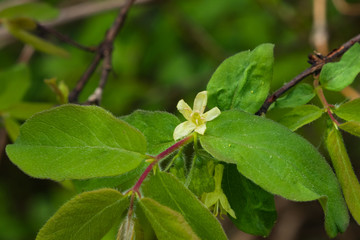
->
122 110 180 155
139 198 199 240
141 171 228 240
6 105 147 180
320 43 360 91
207 43 274 113
334 98 360 122
222 163 277 236
326 125 360 224
272 83 315 109
36 188 129 240
276 105 323 131
338 121 360 137
0 2 59 21
200 109 349 237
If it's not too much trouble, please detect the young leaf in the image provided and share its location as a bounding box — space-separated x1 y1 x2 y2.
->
188 152 215 196
326 125 360 224
334 98 360 122
3 102 53 120
200 110 349 237
320 43 360 91
207 43 274 114
222 163 277 236
276 105 323 131
0 63 30 110
6 105 147 181
3 20 69 57
339 121 360 137
0 2 59 21
141 171 227 240
3 116 20 142
273 83 315 109
36 188 129 240
139 198 200 240
122 110 180 155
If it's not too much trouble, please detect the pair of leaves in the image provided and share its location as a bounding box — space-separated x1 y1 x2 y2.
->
0 2 69 57
199 109 349 237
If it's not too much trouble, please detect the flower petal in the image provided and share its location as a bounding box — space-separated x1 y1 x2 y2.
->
195 124 206 135
177 99 192 121
203 107 221 122
193 91 207 114
173 121 196 140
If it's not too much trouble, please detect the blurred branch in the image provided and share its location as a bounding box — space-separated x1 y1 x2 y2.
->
68 0 137 104
256 33 360 115
0 0 152 48
311 0 328 55
332 0 360 16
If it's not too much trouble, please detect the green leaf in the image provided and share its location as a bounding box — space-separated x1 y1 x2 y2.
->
207 43 274 114
0 2 59 21
334 98 360 122
3 20 69 58
0 63 30 110
141 171 227 240
3 116 20 142
199 110 349 237
222 163 277 236
320 43 360 91
326 125 360 224
3 102 53 120
139 198 200 240
122 110 180 155
73 161 147 193
339 121 360 137
36 188 129 240
273 83 315 109
276 105 323 131
6 104 147 181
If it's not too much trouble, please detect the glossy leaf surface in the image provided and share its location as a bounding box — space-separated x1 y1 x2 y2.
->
139 198 199 240
207 44 274 113
326 126 360 224
200 109 349 237
6 105 147 181
36 189 129 240
141 171 227 240
320 43 360 91
222 163 277 236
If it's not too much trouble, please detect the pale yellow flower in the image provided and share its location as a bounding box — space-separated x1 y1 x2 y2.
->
173 91 221 141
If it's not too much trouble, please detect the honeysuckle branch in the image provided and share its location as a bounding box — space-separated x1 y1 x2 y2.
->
68 0 136 104
256 32 360 115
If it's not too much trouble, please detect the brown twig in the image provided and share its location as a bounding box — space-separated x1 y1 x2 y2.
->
256 33 360 115
68 0 136 104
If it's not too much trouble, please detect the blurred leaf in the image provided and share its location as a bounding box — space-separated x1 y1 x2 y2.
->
45 78 69 104
0 63 30 110
207 43 274 114
339 121 360 137
200 110 349 237
276 105 323 131
3 102 53 120
273 83 315 109
3 20 69 57
326 125 360 224
122 110 180 155
222 163 277 236
36 189 129 240
139 198 200 240
142 171 227 240
0 2 59 21
3 116 20 142
334 98 360 122
6 105 147 181
4 17 37 30
320 43 360 91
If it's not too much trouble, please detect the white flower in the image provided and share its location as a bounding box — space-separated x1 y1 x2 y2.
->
173 91 221 140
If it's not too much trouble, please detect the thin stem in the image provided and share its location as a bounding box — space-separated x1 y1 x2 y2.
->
313 77 340 126
163 147 184 172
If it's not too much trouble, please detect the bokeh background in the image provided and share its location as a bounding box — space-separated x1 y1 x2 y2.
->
1 0 360 239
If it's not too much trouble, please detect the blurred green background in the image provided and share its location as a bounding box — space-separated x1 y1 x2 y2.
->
0 0 360 239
